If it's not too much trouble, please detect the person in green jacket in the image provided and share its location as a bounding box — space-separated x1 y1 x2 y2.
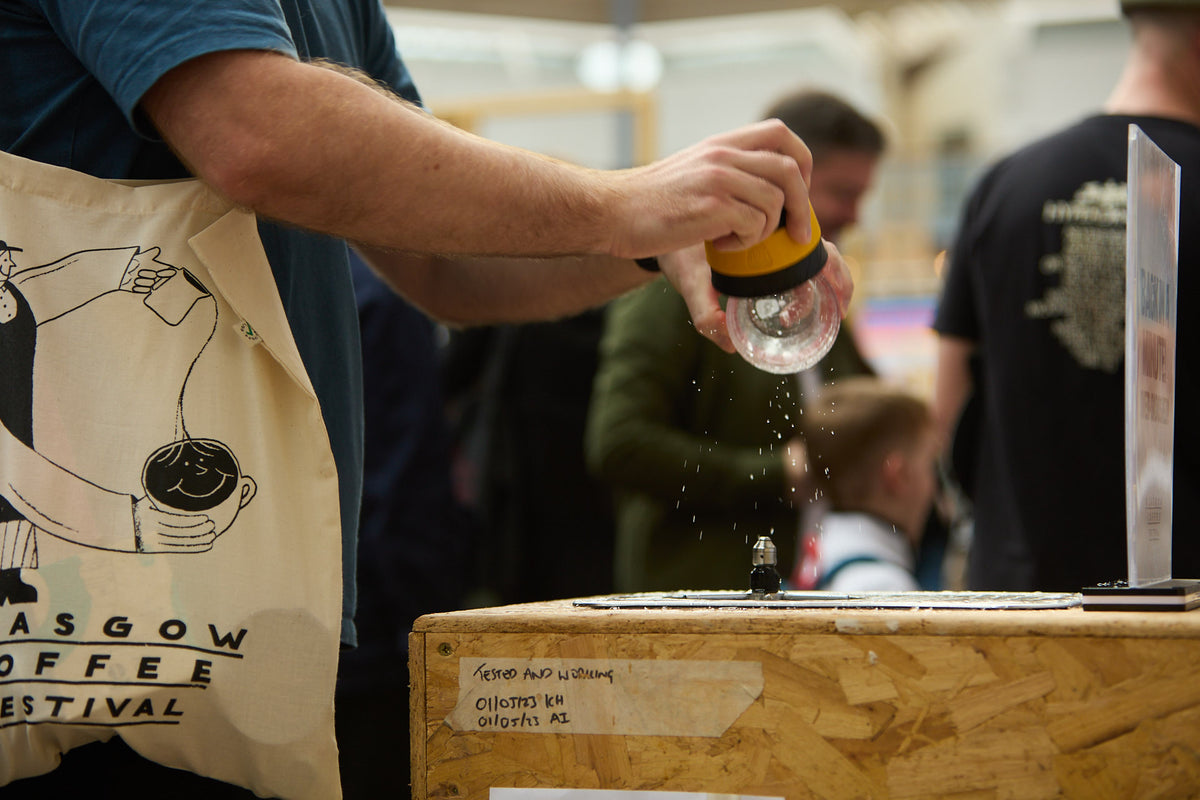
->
586 89 885 592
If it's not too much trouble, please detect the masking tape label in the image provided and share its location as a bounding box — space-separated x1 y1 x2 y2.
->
449 657 762 737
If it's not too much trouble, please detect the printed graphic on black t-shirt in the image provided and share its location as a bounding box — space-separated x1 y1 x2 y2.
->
1025 179 1127 373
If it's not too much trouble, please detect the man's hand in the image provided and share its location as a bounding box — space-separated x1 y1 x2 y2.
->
607 119 814 260
656 244 733 352
654 238 855 353
822 240 855 317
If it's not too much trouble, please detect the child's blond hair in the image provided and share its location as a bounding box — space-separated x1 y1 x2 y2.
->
801 377 933 511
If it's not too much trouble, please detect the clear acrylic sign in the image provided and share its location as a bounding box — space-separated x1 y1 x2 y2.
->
1125 124 1180 586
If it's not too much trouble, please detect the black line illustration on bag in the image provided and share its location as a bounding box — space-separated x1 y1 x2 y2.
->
142 439 257 539
0 240 256 606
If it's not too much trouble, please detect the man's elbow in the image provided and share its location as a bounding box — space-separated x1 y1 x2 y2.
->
140 50 314 214
185 129 298 212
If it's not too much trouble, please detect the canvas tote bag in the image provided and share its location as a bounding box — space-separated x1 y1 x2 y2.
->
0 148 343 798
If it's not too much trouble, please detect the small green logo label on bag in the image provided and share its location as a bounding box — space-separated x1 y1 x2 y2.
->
238 321 261 343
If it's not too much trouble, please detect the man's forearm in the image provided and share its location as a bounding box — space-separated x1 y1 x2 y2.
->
143 50 613 258
141 49 814 263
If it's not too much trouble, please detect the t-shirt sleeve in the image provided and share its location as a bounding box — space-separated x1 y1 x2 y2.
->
32 0 298 130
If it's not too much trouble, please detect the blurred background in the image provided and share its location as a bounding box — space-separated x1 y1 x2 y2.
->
382 0 1127 394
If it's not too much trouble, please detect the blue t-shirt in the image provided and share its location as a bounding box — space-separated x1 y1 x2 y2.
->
0 0 421 645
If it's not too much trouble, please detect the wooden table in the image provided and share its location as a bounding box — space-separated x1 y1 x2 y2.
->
410 596 1200 799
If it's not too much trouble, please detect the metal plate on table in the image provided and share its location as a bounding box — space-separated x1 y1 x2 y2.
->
574 590 1081 610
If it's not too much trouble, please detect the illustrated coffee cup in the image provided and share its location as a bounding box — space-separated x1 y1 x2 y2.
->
142 438 256 537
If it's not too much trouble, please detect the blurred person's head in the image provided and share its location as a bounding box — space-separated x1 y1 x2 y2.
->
763 89 886 239
1110 0 1200 124
1121 0 1200 15
802 377 938 544
1121 0 1200 48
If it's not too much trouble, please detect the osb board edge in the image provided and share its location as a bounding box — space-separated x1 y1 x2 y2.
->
411 600 1200 640
408 631 427 800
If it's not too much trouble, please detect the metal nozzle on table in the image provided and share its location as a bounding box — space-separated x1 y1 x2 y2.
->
750 535 781 596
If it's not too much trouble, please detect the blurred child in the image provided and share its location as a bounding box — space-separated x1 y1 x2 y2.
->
794 377 939 591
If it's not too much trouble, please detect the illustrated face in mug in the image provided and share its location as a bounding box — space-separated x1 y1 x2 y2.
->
142 438 256 536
